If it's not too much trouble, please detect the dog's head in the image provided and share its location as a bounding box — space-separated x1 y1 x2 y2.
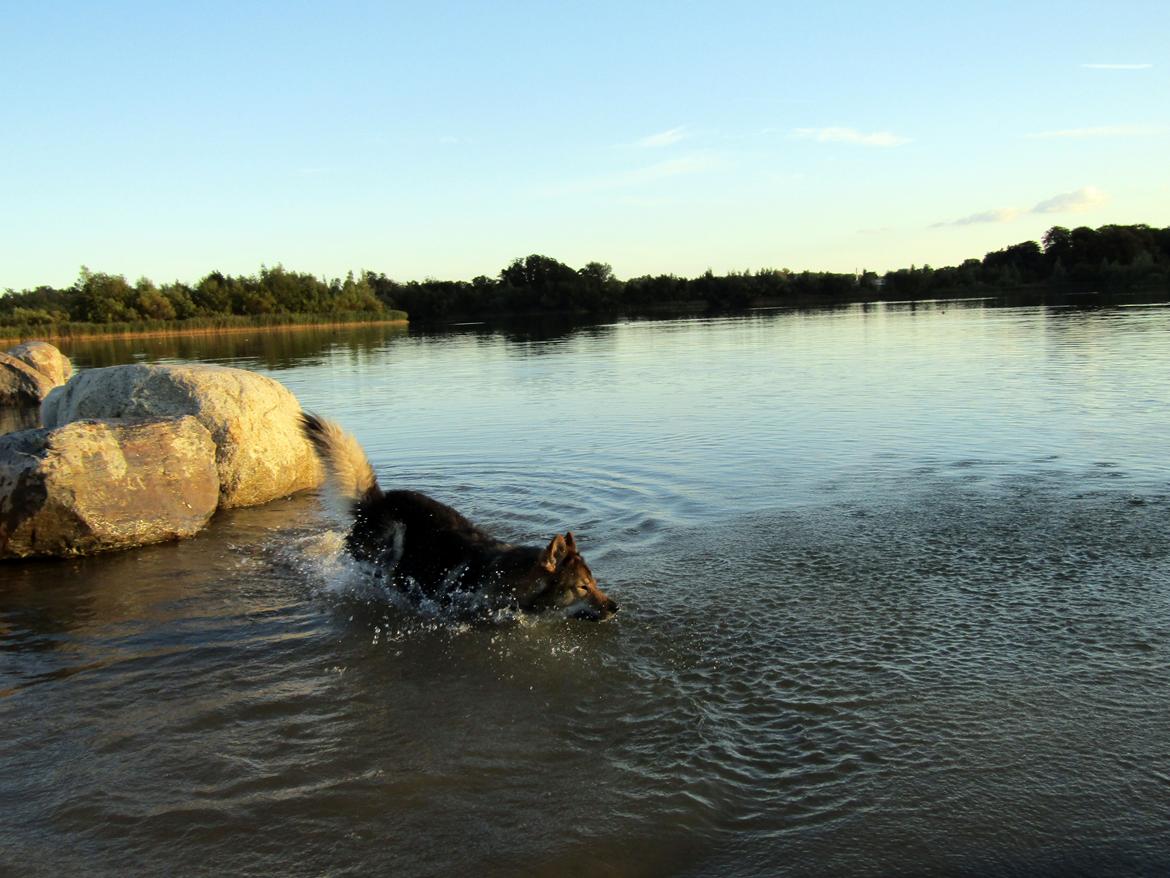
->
531 532 618 621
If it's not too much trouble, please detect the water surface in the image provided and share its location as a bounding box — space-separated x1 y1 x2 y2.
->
3 302 1170 876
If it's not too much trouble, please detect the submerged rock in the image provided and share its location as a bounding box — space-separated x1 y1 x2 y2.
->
0 417 219 559
42 363 323 508
7 341 73 387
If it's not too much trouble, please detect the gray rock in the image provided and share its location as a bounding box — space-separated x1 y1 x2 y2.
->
0 417 220 559
7 341 73 387
42 363 323 508
0 352 56 406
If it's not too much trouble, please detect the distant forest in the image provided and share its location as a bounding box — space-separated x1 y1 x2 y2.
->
2 223 1168 329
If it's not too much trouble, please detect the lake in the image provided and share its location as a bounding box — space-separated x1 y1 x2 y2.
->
3 301 1170 876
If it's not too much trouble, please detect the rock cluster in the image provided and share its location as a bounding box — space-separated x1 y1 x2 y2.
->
2 360 324 559
42 363 323 509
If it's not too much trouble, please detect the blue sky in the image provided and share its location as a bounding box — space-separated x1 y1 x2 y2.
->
2 1 1168 289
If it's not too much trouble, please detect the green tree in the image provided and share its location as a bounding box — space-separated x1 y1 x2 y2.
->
77 267 139 322
134 278 177 320
193 271 234 314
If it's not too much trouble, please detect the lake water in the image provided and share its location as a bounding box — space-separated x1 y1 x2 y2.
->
3 302 1170 876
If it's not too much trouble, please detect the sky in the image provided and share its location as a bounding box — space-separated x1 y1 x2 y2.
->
2 0 1168 289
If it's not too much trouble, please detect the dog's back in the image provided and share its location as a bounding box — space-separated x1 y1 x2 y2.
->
301 412 513 594
350 488 519 601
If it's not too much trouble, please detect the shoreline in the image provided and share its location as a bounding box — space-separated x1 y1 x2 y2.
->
4 285 1168 347
0 318 408 346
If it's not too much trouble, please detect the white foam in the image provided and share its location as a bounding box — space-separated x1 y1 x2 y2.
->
279 529 603 635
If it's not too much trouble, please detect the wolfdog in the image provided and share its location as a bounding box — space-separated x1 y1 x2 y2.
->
300 413 619 621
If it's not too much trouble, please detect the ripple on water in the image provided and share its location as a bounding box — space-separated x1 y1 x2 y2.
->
5 307 1170 876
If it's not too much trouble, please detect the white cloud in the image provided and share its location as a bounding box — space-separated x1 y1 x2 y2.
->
933 208 1021 228
1026 126 1157 139
1031 186 1109 214
633 127 688 148
933 186 1110 228
1080 63 1153 70
793 127 911 147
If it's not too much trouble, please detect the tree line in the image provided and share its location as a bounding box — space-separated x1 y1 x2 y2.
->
3 223 1168 328
881 224 1170 299
0 265 389 328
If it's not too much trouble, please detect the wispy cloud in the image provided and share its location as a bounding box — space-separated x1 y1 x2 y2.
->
1081 63 1153 70
933 208 1021 228
1026 126 1157 139
793 127 911 147
933 186 1109 227
633 126 689 148
1031 185 1109 214
542 153 717 196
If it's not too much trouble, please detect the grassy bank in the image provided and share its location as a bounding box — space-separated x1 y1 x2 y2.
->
0 311 408 345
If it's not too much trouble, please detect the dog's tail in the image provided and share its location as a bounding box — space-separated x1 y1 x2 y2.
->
300 412 382 512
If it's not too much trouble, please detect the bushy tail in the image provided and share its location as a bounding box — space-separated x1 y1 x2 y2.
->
300 412 382 512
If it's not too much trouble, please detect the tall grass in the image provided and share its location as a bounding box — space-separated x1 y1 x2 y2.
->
0 310 408 343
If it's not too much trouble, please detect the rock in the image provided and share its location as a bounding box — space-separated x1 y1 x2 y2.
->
0 352 56 406
0 342 71 407
0 406 40 437
41 364 323 508
0 417 219 559
7 341 73 387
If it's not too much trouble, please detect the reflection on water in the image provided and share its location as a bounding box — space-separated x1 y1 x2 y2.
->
52 323 409 372
3 302 1170 877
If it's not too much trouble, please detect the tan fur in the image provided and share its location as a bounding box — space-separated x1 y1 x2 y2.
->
303 415 380 506
539 533 570 571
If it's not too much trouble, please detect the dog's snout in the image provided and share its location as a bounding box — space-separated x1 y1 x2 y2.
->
569 593 619 621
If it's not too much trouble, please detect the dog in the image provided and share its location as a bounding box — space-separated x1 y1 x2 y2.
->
299 413 619 621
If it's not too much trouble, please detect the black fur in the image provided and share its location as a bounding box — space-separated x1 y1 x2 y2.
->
299 412 618 619
348 489 550 610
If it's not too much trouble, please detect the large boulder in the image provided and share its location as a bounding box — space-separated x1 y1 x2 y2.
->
8 341 73 387
0 417 220 559
0 352 57 407
42 364 323 508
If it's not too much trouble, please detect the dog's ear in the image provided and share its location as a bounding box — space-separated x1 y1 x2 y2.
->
564 531 577 554
539 534 569 572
